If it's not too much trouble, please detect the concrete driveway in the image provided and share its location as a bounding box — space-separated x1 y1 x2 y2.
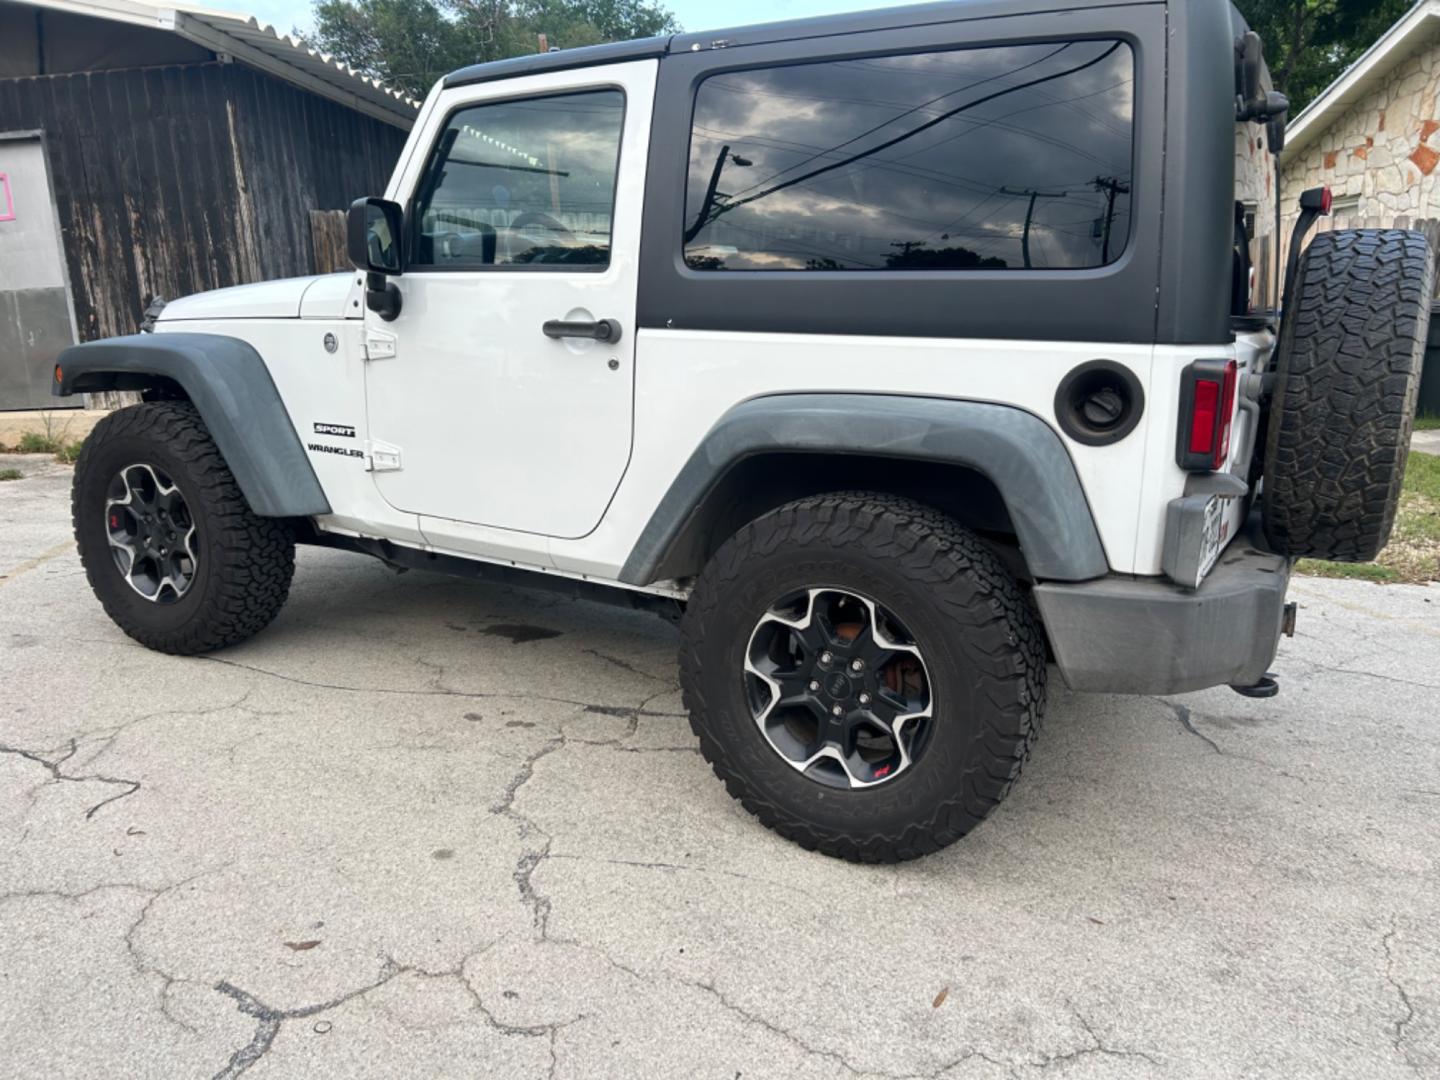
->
2 454 1438 1079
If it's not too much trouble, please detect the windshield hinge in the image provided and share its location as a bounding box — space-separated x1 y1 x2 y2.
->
366 440 402 472
364 329 397 362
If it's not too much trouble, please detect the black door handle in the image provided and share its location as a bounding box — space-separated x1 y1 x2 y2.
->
542 317 622 343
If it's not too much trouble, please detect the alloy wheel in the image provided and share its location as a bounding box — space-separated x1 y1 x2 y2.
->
743 587 933 789
104 463 198 604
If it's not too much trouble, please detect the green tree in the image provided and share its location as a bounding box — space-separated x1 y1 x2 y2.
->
309 0 678 99
1235 0 1413 115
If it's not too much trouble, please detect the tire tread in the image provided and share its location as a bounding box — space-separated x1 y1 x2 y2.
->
678 491 1045 863
72 402 295 654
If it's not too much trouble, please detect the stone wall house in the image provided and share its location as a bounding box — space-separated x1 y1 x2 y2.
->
1281 0 1440 263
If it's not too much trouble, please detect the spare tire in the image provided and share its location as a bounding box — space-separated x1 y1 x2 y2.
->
1262 229 1433 561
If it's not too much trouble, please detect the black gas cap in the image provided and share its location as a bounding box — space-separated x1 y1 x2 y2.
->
1055 360 1145 446
1081 386 1125 428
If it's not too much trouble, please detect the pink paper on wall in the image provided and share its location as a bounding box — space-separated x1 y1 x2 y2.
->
0 173 13 221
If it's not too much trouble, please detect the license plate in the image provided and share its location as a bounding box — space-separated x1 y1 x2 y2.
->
1198 495 1224 580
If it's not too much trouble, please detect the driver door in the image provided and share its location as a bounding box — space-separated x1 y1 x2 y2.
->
363 60 656 540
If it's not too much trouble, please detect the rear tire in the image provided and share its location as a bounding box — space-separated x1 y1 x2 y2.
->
1263 229 1433 561
679 492 1045 863
73 402 295 654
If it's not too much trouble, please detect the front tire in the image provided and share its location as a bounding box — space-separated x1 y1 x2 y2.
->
73 402 295 654
679 493 1046 863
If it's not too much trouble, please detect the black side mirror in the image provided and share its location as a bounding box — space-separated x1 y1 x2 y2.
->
347 197 403 274
347 197 404 321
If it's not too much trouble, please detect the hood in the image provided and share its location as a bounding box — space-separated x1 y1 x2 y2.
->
157 273 360 322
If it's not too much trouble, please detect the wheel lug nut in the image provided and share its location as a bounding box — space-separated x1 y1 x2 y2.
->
820 651 833 664
850 659 864 672
831 705 844 717
808 680 820 692
859 692 871 705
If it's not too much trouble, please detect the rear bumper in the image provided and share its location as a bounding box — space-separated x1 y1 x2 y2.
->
1033 523 1291 696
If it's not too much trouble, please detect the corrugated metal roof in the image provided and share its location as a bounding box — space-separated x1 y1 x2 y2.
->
24 0 421 126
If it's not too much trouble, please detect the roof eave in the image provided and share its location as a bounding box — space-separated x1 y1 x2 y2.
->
1283 0 1440 161
19 0 419 128
164 10 418 127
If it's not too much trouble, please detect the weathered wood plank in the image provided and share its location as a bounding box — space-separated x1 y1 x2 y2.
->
0 60 408 350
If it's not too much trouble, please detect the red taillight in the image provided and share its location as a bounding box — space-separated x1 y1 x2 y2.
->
1215 360 1238 467
1188 379 1219 454
1177 359 1239 471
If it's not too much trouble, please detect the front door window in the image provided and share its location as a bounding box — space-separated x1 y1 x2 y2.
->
411 90 625 270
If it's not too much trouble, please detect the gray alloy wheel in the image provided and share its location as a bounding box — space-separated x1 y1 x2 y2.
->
743 585 934 790
104 462 199 604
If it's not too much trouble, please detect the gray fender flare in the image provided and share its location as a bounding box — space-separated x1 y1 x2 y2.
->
619 394 1109 584
53 333 329 518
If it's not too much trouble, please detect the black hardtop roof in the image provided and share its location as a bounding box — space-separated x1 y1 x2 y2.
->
443 0 1173 88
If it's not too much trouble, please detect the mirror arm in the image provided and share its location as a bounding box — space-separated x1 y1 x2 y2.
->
365 273 403 322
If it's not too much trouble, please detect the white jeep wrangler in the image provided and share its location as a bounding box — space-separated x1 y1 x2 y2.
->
56 0 1431 862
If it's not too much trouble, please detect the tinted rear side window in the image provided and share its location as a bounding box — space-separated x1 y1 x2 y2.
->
683 40 1134 272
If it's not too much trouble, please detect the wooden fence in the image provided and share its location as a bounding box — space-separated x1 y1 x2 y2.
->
310 210 350 275
1257 214 1440 311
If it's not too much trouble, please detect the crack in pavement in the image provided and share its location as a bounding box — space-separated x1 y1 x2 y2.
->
681 977 914 1079
64 691 259 775
212 961 404 1079
545 853 815 900
0 876 224 1040
0 738 142 821
0 882 152 905
488 685 692 940
490 739 565 938
124 868 236 1037
1150 700 1309 785
582 647 668 682
1285 657 1440 693
196 653 681 723
1041 1001 1164 1070
1153 701 1222 756
1381 918 1421 1074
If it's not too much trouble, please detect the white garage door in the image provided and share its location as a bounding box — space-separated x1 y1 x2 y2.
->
0 132 78 411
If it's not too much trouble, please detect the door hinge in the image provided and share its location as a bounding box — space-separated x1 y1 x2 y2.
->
364 329 397 362
366 440 402 472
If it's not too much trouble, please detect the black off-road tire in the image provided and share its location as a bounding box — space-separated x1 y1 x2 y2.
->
1263 229 1433 561
679 492 1046 863
72 402 296 654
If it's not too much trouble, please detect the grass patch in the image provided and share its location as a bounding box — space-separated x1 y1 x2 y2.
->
1415 414 1440 431
0 468 23 482
16 432 61 454
1297 450 1440 584
1296 559 1401 582
54 441 83 464
1404 447 1440 499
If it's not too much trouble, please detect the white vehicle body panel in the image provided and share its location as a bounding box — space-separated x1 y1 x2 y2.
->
157 309 1256 584
161 276 319 321
362 59 657 544
156 315 424 545
300 273 365 320
544 332 1260 583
